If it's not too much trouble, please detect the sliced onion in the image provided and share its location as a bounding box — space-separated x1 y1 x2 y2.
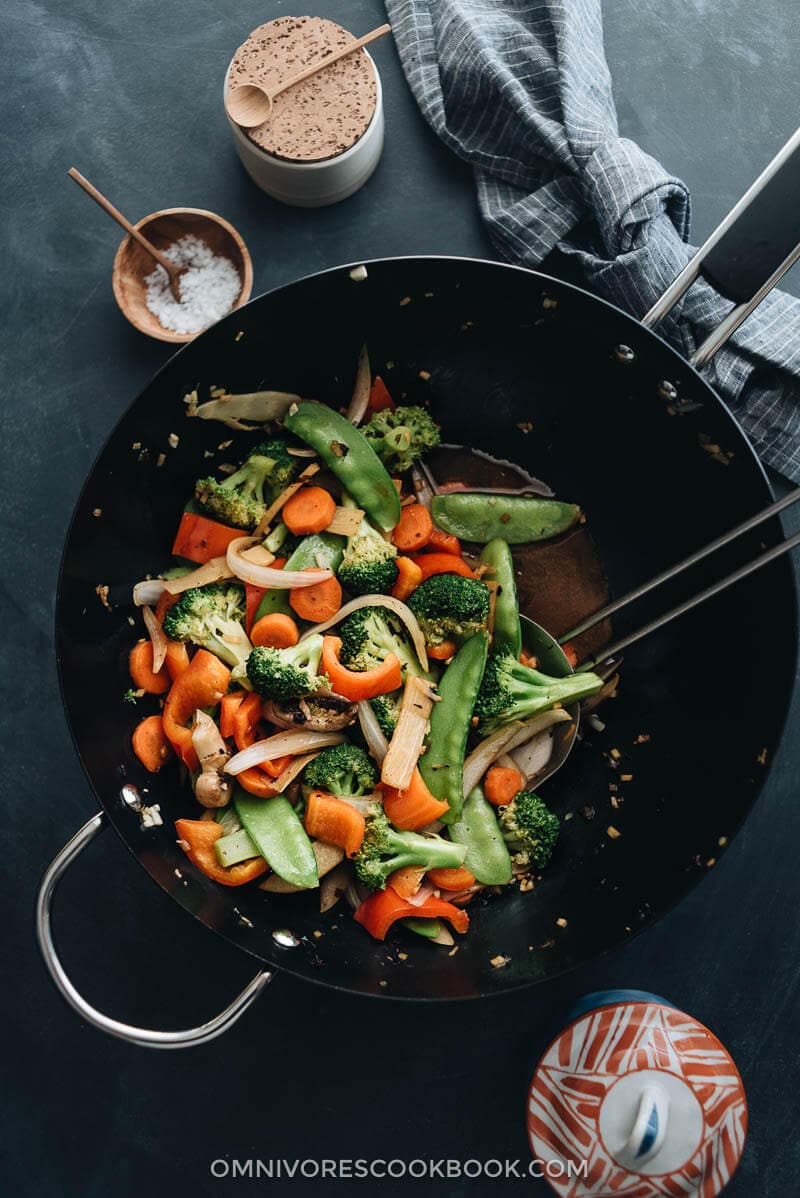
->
301 594 429 672
462 710 572 796
133 579 166 606
345 344 371 425
430 925 455 947
226 730 345 775
320 862 351 912
273 751 321 793
510 732 556 781
406 881 435 908
163 556 234 595
226 536 332 589
141 604 168 674
462 721 526 797
358 700 389 764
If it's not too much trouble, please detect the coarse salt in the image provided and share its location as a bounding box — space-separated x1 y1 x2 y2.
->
144 234 241 336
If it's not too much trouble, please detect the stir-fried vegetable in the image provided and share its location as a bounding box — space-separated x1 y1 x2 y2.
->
474 647 604 735
126 355 612 947
284 401 401 531
430 493 580 544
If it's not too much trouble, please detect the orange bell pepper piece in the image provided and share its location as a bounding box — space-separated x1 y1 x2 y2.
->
354 888 469 940
175 819 267 886
171 511 243 564
162 649 231 771
409 553 476 581
381 768 450 831
321 636 402 701
304 790 366 857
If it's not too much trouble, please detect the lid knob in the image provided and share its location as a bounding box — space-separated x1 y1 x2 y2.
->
618 1083 670 1168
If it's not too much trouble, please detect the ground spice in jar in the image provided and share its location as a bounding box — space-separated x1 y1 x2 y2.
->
144 234 241 336
228 16 377 162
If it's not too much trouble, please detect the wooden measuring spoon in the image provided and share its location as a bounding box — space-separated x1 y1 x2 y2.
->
226 23 391 129
68 168 185 301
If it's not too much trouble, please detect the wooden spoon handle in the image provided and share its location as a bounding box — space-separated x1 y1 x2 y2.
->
67 168 178 277
271 23 391 101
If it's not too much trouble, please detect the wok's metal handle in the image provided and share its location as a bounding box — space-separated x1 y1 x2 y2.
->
36 813 273 1049
643 125 800 367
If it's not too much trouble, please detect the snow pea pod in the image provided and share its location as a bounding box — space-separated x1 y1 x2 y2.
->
284 402 401 531
480 538 521 657
431 493 580 544
449 786 513 885
419 631 488 823
234 790 319 889
254 532 344 620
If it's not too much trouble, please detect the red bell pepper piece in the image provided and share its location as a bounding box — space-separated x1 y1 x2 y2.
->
244 583 267 634
171 511 242 564
368 375 395 413
354 888 470 941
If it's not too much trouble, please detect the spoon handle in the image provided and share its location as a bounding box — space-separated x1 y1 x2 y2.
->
272 23 391 101
67 168 178 277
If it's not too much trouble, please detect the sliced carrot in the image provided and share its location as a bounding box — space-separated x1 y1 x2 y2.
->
175 819 268 886
410 553 476 581
519 648 539 669
132 715 172 773
391 556 424 602
392 504 433 552
427 866 476 891
369 375 396 413
427 639 458 661
304 790 366 858
321 636 402 701
388 865 426 898
484 765 525 807
250 612 300 649
283 485 337 535
219 690 246 739
171 511 243 564
562 641 579 670
382 768 450 831
426 529 462 556
289 573 342 623
162 650 231 771
164 641 191 681
129 639 170 694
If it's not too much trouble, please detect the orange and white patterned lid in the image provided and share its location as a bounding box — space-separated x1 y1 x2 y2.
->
527 995 747 1197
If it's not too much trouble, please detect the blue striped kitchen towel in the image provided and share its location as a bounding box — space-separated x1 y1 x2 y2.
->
385 0 800 481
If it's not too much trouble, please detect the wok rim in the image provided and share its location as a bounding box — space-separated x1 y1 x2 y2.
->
53 253 799 1001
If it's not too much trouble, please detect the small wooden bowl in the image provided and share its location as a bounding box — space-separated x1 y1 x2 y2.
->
112 208 253 344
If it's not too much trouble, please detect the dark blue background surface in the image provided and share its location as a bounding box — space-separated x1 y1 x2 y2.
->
3 1 800 1194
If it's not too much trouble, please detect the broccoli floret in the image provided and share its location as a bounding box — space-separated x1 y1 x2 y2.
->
362 405 440 473
498 790 560 869
474 647 604 735
339 606 426 677
302 743 379 795
194 438 298 530
370 690 402 739
354 808 466 890
337 517 398 596
407 574 491 647
246 634 327 701
162 583 252 676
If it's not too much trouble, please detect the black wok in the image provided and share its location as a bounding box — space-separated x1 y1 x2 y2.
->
39 137 800 1041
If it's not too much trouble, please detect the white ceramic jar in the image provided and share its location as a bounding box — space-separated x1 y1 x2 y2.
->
224 51 384 208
